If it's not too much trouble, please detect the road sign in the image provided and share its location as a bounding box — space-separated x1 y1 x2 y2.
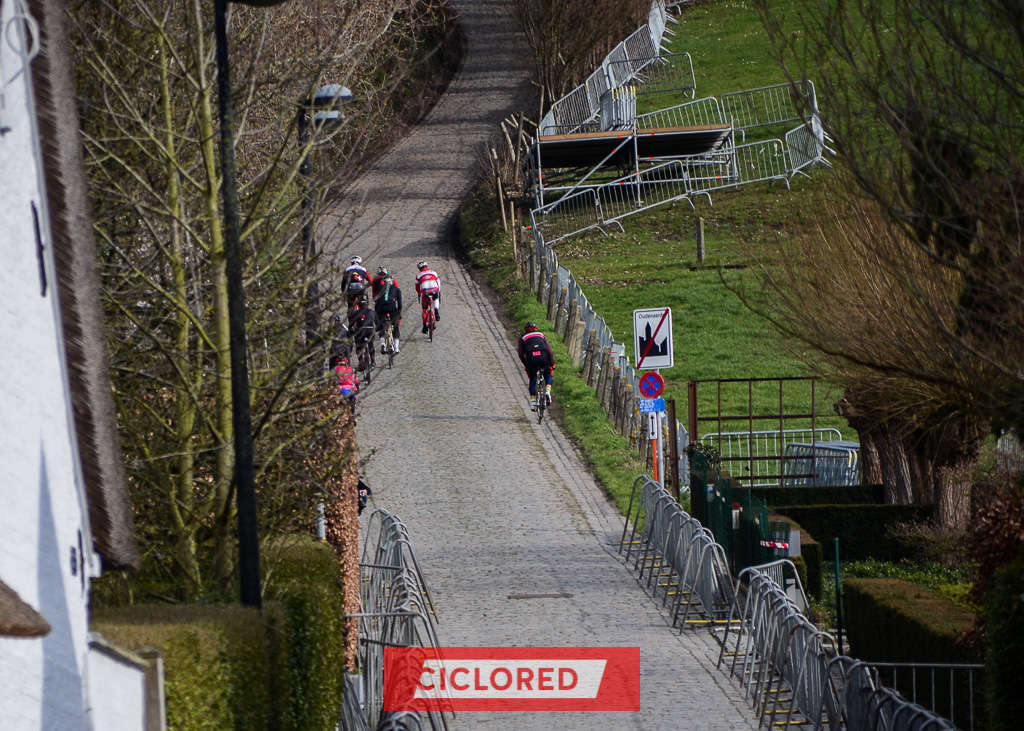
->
633 307 674 370
647 413 659 440
638 398 665 413
638 371 665 398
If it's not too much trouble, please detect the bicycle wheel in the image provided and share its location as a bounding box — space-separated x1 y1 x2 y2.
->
385 323 395 369
535 368 546 423
428 308 435 342
361 342 372 385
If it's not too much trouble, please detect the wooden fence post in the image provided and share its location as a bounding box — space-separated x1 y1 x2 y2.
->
584 335 600 387
546 273 559 321
568 312 585 366
538 256 549 305
554 288 567 336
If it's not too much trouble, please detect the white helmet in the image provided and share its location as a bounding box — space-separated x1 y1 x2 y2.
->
351 256 362 265
417 260 428 270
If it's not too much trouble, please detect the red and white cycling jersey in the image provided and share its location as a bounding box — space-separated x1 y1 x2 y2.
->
415 269 440 297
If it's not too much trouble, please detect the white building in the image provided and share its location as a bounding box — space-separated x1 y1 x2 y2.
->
1 0 148 727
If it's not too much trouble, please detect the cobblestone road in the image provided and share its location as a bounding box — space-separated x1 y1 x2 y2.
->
331 1 760 728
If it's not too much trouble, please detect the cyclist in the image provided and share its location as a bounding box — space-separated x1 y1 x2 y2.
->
374 274 403 354
334 355 358 413
371 266 395 299
349 302 377 369
342 256 370 309
517 322 554 411
414 260 441 334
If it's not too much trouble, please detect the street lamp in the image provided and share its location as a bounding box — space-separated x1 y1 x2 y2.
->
297 85 353 349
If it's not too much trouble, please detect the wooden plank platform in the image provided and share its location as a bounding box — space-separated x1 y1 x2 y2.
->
535 124 732 167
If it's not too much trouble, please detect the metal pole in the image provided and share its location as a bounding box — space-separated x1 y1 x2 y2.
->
214 0 261 609
667 399 680 502
834 538 843 654
298 106 320 350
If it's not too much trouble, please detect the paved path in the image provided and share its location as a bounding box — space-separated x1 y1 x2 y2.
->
332 2 760 728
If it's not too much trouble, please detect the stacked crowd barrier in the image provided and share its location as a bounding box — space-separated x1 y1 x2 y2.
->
620 475 734 628
619 473 976 729
539 0 682 136
349 510 451 731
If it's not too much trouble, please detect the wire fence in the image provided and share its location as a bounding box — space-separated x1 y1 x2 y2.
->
619 475 981 730
344 510 451 731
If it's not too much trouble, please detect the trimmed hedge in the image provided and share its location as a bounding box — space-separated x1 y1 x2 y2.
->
843 578 981 730
264 536 348 731
985 558 1024 730
92 603 285 730
752 484 884 506
776 504 931 562
843 578 979 663
91 537 346 730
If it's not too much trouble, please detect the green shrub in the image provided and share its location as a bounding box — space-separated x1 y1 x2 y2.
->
92 603 284 730
264 536 347 731
985 558 1024 730
751 484 884 506
776 504 931 562
91 537 347 731
799 530 823 601
843 578 981 730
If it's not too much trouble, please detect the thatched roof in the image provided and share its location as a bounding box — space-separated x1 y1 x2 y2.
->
27 0 139 570
0 579 51 638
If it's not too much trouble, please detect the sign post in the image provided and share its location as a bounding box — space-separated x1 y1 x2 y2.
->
648 413 659 482
667 399 680 501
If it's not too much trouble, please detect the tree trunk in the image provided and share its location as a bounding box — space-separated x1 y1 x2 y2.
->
193 11 235 593
935 460 973 530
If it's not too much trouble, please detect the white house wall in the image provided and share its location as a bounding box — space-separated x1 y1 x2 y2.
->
0 0 97 727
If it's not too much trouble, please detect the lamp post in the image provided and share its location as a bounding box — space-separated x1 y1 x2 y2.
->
297 85 352 349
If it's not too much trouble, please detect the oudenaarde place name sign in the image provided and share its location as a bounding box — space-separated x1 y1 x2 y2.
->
383 646 641 711
633 307 674 370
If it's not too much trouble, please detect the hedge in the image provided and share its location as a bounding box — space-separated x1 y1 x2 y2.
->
91 537 346 730
843 578 981 729
985 558 1024 730
752 484 884 506
92 603 285 730
775 504 931 562
264 536 348 731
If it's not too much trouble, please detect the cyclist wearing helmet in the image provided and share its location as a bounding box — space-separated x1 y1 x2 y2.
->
414 260 441 334
374 274 402 353
517 322 554 411
334 355 358 416
371 266 395 299
342 256 370 309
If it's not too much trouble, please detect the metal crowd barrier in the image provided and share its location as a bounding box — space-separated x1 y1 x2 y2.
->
540 0 673 135
715 562 978 730
721 81 819 139
701 428 842 488
620 475 733 629
618 470 979 730
351 510 451 731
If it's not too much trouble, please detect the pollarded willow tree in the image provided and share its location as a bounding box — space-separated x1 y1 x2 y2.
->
72 0 456 600
745 0 1024 528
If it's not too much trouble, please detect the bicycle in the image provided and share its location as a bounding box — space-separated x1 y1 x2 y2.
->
421 291 438 342
533 365 550 423
355 337 374 386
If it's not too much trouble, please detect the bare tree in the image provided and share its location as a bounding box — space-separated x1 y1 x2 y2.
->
73 0 453 599
744 0 1024 527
